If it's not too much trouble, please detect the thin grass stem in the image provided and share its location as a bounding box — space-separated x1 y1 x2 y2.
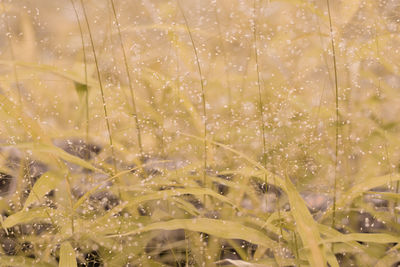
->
109 0 144 158
326 0 339 229
253 0 268 195
177 1 208 199
79 0 117 173
70 0 91 177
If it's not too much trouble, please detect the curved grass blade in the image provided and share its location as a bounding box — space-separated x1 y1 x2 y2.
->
322 173 400 221
123 187 238 209
324 233 400 244
0 60 97 86
73 168 139 210
23 171 64 209
180 132 287 190
2 207 52 228
317 224 367 254
107 218 277 248
73 162 169 210
9 143 103 173
0 256 53 267
285 175 328 267
91 187 237 229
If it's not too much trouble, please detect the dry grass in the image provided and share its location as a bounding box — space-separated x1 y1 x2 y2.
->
0 0 400 266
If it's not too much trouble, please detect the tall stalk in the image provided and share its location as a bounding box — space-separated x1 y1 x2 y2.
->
253 0 268 192
177 1 208 195
70 0 89 158
69 0 90 235
79 0 117 173
326 0 339 229
109 0 144 158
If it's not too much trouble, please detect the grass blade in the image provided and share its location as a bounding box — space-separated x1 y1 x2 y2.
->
108 218 277 248
284 175 327 267
8 143 103 173
322 173 400 220
23 171 64 209
59 241 77 267
2 207 51 228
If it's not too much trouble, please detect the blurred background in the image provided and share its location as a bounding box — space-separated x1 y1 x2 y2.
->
1 0 399 191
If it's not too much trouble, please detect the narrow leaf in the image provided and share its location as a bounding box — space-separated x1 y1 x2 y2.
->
323 174 400 220
107 218 277 248
285 176 328 267
24 171 63 209
11 143 103 173
3 207 50 228
59 241 77 267
124 187 238 209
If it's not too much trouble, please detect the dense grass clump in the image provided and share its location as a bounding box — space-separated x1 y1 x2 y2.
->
0 0 400 266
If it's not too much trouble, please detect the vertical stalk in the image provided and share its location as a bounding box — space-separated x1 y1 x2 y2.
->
253 0 268 193
326 0 339 229
396 175 400 222
70 0 90 161
109 0 144 158
79 0 117 173
178 4 208 265
293 231 301 267
69 0 90 235
178 1 208 197
65 172 75 234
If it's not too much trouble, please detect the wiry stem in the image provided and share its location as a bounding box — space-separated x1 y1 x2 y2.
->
253 0 268 192
109 0 144 158
80 0 117 173
69 0 89 235
178 1 208 196
70 0 89 157
326 0 339 229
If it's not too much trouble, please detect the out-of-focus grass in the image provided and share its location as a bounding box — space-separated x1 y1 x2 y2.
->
0 0 399 266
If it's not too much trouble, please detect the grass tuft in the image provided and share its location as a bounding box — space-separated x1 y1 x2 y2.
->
0 1 399 266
